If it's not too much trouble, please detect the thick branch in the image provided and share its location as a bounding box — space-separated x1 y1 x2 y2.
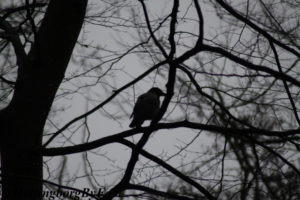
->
0 20 28 67
168 0 179 59
126 184 200 200
193 0 204 46
42 121 300 157
1 1 87 199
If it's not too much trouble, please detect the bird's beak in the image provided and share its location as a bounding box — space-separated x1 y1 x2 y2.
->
161 92 167 96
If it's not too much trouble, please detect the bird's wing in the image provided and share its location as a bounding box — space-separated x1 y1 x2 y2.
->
130 93 147 118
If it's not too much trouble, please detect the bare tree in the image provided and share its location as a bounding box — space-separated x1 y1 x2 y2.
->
1 0 300 200
0 0 87 199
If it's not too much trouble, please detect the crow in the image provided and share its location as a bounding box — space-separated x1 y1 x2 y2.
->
129 87 166 128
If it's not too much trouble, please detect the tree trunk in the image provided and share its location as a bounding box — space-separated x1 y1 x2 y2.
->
0 0 87 199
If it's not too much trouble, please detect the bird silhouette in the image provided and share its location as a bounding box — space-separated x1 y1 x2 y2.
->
129 87 166 128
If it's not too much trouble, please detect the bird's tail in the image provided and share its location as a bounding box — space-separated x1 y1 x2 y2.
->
129 118 142 128
129 121 135 128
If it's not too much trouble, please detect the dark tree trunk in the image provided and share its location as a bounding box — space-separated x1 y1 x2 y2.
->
0 0 87 199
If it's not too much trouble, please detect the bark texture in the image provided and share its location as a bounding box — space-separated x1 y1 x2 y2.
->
0 0 87 199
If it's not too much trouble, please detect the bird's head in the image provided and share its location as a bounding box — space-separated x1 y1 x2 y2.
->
148 87 166 96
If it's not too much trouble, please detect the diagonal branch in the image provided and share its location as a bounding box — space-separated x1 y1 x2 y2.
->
173 1 204 62
120 139 216 200
43 60 167 147
244 135 300 177
214 0 300 58
0 75 15 85
178 65 254 128
269 41 300 126
126 184 196 200
102 2 180 199
139 0 168 58
200 44 300 88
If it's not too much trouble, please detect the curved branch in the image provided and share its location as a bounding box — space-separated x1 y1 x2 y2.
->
120 139 216 200
214 0 300 58
0 75 15 85
126 184 201 200
42 128 141 156
43 60 167 147
201 44 300 88
193 0 204 46
42 121 300 157
178 65 254 128
269 40 300 126
139 0 168 58
244 135 300 177
102 2 180 198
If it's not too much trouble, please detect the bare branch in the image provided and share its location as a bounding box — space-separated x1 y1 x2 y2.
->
139 0 168 58
0 75 15 85
193 0 204 46
178 65 254 128
0 2 47 24
214 0 300 58
0 20 28 67
201 44 300 88
43 60 167 147
126 184 196 200
42 121 300 157
269 40 300 126
168 0 179 59
121 139 216 200
25 0 38 40
244 135 300 177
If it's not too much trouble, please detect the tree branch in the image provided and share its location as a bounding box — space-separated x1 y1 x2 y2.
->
0 75 15 85
214 0 300 58
244 135 300 177
126 184 201 200
0 2 47 24
269 40 300 126
178 65 254 128
201 44 300 88
0 20 28 67
42 121 300 157
193 0 204 46
43 60 167 147
120 139 216 200
168 0 179 59
139 0 168 58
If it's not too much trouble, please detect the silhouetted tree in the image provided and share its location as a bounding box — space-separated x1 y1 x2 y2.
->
1 0 299 200
0 0 87 199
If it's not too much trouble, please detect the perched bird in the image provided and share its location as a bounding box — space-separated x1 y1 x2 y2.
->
129 87 166 128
